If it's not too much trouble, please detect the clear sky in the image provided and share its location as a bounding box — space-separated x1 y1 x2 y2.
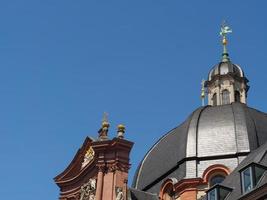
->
1 1 267 199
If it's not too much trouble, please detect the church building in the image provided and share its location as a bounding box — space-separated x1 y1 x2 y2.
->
54 24 267 200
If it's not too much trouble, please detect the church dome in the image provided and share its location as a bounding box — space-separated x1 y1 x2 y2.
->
208 61 244 81
132 103 267 193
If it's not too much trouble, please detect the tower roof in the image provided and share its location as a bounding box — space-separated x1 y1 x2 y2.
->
207 23 246 82
208 61 245 81
132 103 267 193
204 23 250 106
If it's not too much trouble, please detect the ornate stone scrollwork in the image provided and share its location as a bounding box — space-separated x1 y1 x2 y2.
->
107 163 118 172
115 187 124 200
80 179 96 200
81 146 95 168
106 163 130 173
97 164 106 173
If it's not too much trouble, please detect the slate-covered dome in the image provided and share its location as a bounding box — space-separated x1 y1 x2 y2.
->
132 103 267 193
208 61 244 81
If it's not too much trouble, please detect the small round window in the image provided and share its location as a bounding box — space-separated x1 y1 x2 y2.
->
210 175 225 187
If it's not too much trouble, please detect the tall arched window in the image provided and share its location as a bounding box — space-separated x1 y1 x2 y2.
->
235 91 241 102
212 93 217 106
222 90 230 105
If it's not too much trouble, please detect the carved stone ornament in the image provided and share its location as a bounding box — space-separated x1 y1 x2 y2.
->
80 179 96 200
107 163 130 173
81 146 95 168
115 187 124 200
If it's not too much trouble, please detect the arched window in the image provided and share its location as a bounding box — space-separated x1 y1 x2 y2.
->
202 164 230 189
162 187 174 200
212 93 217 106
222 90 230 105
161 180 176 200
235 91 241 102
210 175 225 187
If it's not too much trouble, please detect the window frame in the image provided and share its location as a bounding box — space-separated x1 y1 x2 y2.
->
234 91 241 102
212 93 217 106
222 89 230 105
206 185 232 200
240 163 267 194
241 166 253 193
207 188 217 200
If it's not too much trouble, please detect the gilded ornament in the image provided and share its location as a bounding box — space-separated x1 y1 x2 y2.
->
81 146 95 168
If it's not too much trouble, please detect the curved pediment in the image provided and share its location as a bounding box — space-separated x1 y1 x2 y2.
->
54 137 98 186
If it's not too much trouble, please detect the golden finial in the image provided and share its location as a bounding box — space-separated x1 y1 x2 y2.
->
98 112 109 140
222 37 227 45
117 124 125 139
102 112 109 128
219 21 232 62
118 124 125 132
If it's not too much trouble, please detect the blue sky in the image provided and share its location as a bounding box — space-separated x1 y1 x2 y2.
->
1 1 267 199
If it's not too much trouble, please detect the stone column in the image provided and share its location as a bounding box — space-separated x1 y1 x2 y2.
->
96 166 104 200
92 137 133 200
102 170 114 200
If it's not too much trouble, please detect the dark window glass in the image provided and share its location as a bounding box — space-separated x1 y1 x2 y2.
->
242 167 253 193
208 188 216 200
222 90 230 105
235 91 240 102
255 166 265 185
210 175 225 187
219 188 230 200
241 165 266 194
212 93 217 106
207 186 232 200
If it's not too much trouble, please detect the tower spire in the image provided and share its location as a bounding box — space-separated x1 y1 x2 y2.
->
98 112 109 140
102 112 109 126
205 22 249 106
220 21 232 62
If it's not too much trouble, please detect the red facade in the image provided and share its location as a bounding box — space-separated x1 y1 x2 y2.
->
54 135 133 200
